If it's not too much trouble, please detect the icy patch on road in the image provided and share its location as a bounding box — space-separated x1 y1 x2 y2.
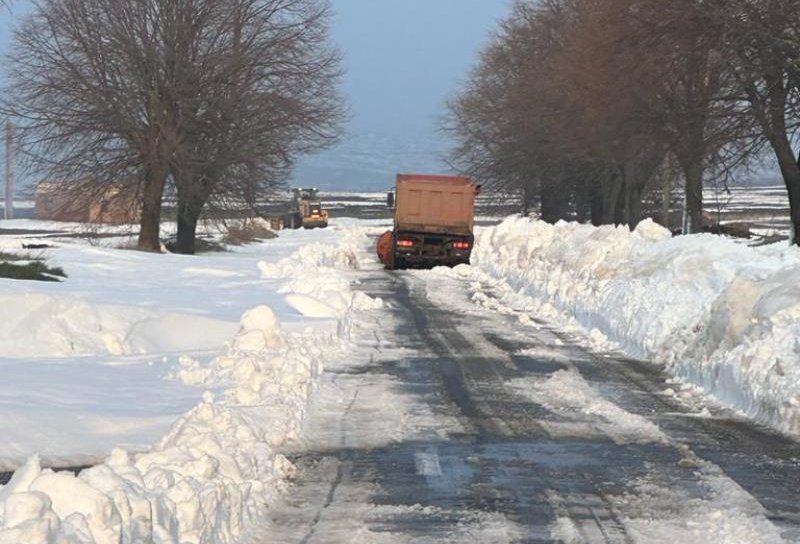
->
509 369 668 445
514 346 579 366
0 230 382 543
299 308 467 452
464 216 800 436
257 473 526 544
550 517 581 544
612 463 786 543
361 505 526 544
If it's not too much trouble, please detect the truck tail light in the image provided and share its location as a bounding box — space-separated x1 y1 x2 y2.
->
452 241 471 250
396 239 415 248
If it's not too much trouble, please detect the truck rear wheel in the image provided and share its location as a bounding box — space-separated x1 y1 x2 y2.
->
386 249 397 270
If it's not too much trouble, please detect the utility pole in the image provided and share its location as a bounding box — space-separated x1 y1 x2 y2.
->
4 122 13 221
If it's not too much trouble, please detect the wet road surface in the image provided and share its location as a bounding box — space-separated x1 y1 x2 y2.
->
252 269 800 543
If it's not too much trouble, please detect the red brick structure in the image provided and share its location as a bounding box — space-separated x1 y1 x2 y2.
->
35 182 141 224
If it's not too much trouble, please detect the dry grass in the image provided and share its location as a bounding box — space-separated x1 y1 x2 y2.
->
0 251 67 282
222 219 278 246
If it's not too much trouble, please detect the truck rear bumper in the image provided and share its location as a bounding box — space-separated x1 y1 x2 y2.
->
394 255 470 269
392 230 473 270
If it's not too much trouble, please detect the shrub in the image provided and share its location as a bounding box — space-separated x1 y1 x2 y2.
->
0 260 67 282
222 219 278 246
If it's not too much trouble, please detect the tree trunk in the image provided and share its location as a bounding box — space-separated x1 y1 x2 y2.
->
590 181 604 227
175 201 201 255
627 182 643 229
681 157 704 235
600 171 623 225
540 183 558 224
137 164 167 252
541 179 569 224
521 183 530 216
791 166 800 246
761 75 800 246
573 177 591 223
768 142 800 246
674 122 706 235
662 170 672 229
621 161 646 229
762 126 800 246
614 178 629 226
791 193 800 245
173 169 215 255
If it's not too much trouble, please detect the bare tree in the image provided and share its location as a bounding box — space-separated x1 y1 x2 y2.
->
170 0 344 254
447 0 752 234
446 0 584 222
553 0 670 227
4 0 343 254
447 0 667 227
631 0 744 234
705 0 800 245
4 0 188 250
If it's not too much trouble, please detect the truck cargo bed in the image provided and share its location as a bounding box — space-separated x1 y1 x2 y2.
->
378 174 479 270
394 174 476 235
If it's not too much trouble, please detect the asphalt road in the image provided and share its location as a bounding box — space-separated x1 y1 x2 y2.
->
253 270 800 543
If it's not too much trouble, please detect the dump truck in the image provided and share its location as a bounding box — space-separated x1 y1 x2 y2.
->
284 188 329 229
377 174 480 270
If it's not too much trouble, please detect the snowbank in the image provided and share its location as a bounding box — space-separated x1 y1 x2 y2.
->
0 306 312 543
259 228 383 328
468 216 800 435
0 231 381 543
0 293 236 359
0 355 211 472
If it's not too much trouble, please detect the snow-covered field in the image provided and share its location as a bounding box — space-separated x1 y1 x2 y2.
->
704 185 791 236
459 217 800 437
0 222 337 470
0 218 382 542
1 207 799 542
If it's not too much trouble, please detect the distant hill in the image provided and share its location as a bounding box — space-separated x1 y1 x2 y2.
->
732 174 784 187
291 132 456 191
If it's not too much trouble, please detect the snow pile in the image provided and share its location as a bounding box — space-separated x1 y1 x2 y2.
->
0 304 317 543
0 233 379 543
0 293 235 359
468 216 800 435
259 228 383 321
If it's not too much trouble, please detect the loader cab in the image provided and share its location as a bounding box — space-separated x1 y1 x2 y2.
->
285 187 329 229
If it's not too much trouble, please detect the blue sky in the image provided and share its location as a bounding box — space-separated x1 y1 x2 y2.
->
0 0 512 190
331 0 509 138
295 0 511 189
